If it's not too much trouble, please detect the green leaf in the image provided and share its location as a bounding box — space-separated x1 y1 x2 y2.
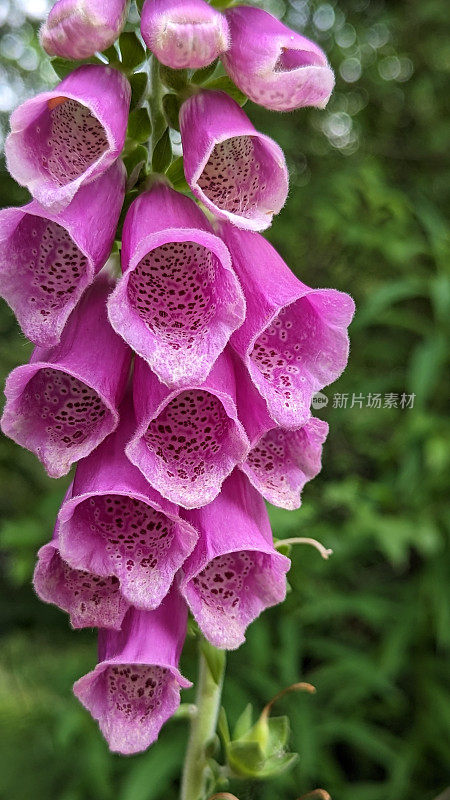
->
127 107 152 143
162 93 181 131
166 157 188 192
217 706 231 747
123 144 148 178
129 72 148 110
191 60 219 85
151 128 172 173
159 64 188 91
119 32 146 71
204 75 248 105
50 58 75 80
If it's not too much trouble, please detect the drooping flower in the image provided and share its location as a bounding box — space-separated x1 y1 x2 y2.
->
57 397 198 610
220 223 355 428
0 160 126 347
107 183 245 388
233 351 328 509
180 90 288 231
141 0 229 69
221 6 335 112
5 65 130 211
73 588 191 754
126 350 249 509
180 469 290 649
40 0 129 61
34 496 130 630
1 275 131 478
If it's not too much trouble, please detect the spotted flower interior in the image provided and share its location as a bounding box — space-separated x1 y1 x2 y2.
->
34 545 129 630
197 135 281 222
76 663 177 754
64 494 191 609
18 368 112 475
139 389 245 508
4 215 88 343
184 549 286 649
25 98 108 186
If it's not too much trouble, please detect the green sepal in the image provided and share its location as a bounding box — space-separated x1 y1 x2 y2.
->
50 57 100 79
129 72 148 110
191 60 219 85
233 703 253 739
102 43 118 63
127 107 152 143
119 31 146 71
162 93 181 131
204 75 248 106
136 0 145 12
123 144 148 182
217 706 231 747
159 64 188 91
152 128 172 173
166 157 189 192
116 188 139 240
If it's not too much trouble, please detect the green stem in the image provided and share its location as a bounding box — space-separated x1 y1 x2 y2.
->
148 54 167 151
181 640 226 800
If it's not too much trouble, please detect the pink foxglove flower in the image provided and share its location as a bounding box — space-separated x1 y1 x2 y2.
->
141 0 229 70
220 223 355 428
0 160 126 347
180 90 288 231
233 352 328 509
126 350 249 509
40 0 129 61
5 65 130 211
107 183 245 388
34 498 130 630
221 6 335 112
180 469 290 649
1 276 131 478
73 589 191 754
57 398 198 610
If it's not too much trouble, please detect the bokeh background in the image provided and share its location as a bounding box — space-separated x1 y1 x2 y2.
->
0 1 449 798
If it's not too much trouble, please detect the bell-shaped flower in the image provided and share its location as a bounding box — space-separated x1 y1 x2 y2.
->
180 90 288 231
180 469 290 649
107 183 245 388
40 0 129 61
0 160 126 347
221 6 334 112
220 223 355 428
34 493 130 629
73 589 192 754
141 0 229 70
126 350 249 509
233 352 328 509
1 276 131 478
57 397 198 610
5 65 130 211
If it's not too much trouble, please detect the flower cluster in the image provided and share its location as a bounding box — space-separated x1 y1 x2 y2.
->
0 0 354 757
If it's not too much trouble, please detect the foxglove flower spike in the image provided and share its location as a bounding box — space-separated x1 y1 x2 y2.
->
180 469 290 649
5 65 130 211
73 589 191 754
1 276 131 478
108 183 245 388
0 160 126 347
180 90 288 231
222 6 335 112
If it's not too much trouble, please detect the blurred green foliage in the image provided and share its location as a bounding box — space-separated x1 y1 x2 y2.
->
0 0 449 799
